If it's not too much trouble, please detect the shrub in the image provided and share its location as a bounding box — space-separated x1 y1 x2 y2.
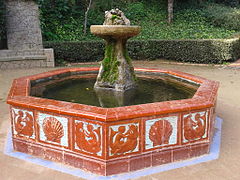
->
125 2 148 22
44 38 240 64
44 41 105 64
202 3 240 31
130 38 240 63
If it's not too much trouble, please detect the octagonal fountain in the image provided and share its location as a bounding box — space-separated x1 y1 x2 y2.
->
7 9 219 176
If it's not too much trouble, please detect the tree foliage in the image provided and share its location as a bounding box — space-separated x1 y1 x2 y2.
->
215 0 239 7
1 0 240 42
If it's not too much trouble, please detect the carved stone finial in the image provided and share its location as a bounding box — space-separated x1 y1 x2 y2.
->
103 8 130 25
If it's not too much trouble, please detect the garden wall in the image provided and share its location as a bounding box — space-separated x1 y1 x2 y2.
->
44 38 240 64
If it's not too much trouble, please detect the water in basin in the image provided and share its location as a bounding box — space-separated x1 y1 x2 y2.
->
31 75 199 108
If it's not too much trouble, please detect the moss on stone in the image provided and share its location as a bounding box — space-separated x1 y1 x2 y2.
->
101 40 119 84
111 15 118 21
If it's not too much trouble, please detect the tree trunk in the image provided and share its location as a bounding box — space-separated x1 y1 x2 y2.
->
83 0 92 35
168 0 174 24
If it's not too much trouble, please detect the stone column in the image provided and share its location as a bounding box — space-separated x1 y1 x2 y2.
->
6 0 43 50
0 0 55 69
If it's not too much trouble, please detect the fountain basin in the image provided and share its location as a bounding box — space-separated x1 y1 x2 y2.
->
7 67 219 176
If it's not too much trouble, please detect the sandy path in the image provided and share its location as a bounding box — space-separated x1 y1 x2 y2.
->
0 61 240 180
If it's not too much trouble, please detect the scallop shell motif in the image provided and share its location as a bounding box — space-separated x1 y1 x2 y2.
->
42 117 64 143
149 120 173 147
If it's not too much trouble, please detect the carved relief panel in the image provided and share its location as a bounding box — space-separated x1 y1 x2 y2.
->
11 107 35 139
74 120 102 157
145 116 178 150
37 113 68 147
109 122 139 157
183 110 209 143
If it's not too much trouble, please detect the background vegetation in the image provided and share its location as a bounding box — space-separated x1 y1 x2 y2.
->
45 38 240 64
1 0 240 63
1 0 240 41
37 0 240 41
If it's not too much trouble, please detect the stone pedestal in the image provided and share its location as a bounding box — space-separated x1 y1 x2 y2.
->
6 0 43 50
91 25 140 91
0 0 54 69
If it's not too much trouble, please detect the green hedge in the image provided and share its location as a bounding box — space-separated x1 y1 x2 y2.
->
44 41 105 63
44 38 240 64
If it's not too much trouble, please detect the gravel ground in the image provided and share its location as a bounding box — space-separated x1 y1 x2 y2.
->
1 60 240 180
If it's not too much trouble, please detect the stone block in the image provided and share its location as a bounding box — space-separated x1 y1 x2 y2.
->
44 48 55 67
6 0 43 50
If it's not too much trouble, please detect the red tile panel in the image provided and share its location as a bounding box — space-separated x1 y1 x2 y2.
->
82 158 105 175
72 118 105 159
172 146 190 162
13 139 29 154
106 119 141 159
189 143 210 158
129 153 152 171
106 159 129 175
44 148 64 163
64 153 83 169
152 149 172 166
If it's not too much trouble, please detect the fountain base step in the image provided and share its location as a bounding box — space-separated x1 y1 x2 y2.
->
4 117 222 179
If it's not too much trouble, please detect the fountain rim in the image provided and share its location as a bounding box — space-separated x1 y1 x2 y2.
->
7 67 219 122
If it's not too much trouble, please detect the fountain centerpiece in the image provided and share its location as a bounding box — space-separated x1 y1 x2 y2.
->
91 8 140 91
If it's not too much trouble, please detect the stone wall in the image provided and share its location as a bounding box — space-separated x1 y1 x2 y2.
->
0 0 54 69
6 0 43 50
0 49 54 69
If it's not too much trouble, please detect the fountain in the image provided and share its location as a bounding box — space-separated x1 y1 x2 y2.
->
7 9 219 176
91 8 139 91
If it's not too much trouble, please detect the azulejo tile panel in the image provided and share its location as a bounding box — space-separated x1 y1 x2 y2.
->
183 110 209 143
74 120 103 156
145 116 178 150
109 122 140 157
11 107 35 139
37 112 68 147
